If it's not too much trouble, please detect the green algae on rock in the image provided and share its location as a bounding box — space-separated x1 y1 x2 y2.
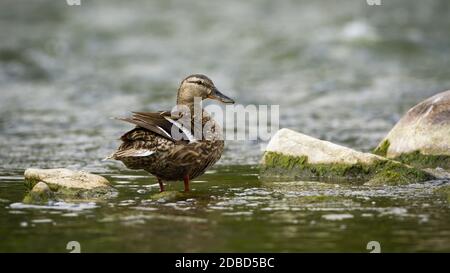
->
149 191 186 202
373 139 390 157
261 129 434 185
434 184 450 203
148 190 203 202
374 90 450 169
23 182 56 204
391 151 450 170
24 168 117 200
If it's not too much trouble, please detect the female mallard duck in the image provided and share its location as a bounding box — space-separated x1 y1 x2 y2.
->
107 74 234 192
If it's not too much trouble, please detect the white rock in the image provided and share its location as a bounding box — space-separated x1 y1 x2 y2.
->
261 128 434 185
24 168 112 190
265 128 383 165
378 90 450 158
31 182 52 193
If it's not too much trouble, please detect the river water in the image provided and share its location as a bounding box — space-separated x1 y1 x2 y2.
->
0 0 449 252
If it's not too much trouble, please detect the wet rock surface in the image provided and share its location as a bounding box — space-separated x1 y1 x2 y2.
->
374 90 450 169
23 182 56 204
24 168 117 200
261 128 434 185
434 184 450 203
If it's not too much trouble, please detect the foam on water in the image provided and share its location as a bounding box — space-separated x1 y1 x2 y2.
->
9 201 98 211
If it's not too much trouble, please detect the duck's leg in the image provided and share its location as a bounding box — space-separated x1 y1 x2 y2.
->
183 175 190 192
157 177 165 192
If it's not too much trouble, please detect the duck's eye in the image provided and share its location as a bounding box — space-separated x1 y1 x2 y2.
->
195 80 203 85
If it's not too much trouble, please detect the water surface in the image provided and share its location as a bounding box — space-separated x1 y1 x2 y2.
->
1 0 450 252
1 166 449 252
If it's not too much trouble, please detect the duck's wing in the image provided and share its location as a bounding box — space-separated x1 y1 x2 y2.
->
106 126 178 160
115 111 195 142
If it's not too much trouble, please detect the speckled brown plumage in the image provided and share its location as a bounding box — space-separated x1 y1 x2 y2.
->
112 113 224 181
107 74 234 192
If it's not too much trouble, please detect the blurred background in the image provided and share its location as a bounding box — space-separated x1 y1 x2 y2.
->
1 0 450 171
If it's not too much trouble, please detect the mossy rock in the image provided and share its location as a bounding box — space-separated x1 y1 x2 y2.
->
393 151 450 170
366 159 434 185
374 90 450 169
373 139 390 157
434 185 450 202
261 151 434 186
261 128 435 185
149 191 199 202
24 168 117 199
23 182 57 204
374 141 450 169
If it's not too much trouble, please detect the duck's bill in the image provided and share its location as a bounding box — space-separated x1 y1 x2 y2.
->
208 88 235 104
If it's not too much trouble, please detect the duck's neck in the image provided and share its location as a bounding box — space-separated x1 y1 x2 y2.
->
176 97 203 119
175 100 220 141
175 99 204 135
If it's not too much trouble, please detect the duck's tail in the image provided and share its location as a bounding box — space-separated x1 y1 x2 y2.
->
103 149 155 162
102 153 116 161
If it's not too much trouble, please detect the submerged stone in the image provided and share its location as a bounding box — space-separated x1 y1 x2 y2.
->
150 191 185 201
24 168 116 199
434 184 450 203
424 168 450 180
23 182 56 204
261 128 434 185
374 90 450 169
149 191 198 202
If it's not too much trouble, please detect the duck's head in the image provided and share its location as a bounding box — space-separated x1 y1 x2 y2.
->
177 74 235 105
